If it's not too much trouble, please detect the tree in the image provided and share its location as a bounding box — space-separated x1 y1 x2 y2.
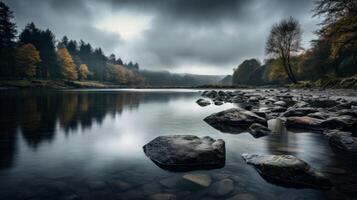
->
15 44 41 78
0 1 17 77
19 23 60 78
78 64 90 80
57 47 78 80
266 17 303 83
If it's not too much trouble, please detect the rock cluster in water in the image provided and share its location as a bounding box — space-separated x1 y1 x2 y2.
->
143 135 225 171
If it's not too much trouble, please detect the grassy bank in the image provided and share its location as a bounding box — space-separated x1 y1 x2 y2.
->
290 75 357 89
0 79 122 89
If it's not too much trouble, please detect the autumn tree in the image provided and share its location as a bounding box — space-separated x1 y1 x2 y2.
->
15 44 41 78
313 0 357 58
0 1 17 77
78 64 90 80
57 47 78 80
266 17 303 83
19 23 60 78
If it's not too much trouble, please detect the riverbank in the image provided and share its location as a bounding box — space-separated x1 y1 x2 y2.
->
0 79 124 89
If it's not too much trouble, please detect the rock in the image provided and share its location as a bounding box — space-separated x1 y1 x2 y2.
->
182 174 212 187
320 115 357 132
149 193 177 200
307 111 333 120
307 99 338 108
270 106 287 113
336 109 357 118
282 107 318 117
241 154 332 190
285 116 324 131
248 123 271 138
328 103 351 111
248 97 259 103
209 178 234 197
274 101 287 107
214 101 224 106
196 99 211 107
202 90 218 99
204 108 267 133
325 130 357 153
227 193 256 200
143 135 225 171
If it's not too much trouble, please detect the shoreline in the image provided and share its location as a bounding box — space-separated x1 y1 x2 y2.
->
1 78 357 90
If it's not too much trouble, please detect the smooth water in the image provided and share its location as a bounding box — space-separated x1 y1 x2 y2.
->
0 89 356 200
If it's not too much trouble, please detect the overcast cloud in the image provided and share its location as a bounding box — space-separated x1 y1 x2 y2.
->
3 0 322 75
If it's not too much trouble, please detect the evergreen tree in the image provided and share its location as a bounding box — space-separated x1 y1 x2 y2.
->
0 1 17 77
19 23 60 78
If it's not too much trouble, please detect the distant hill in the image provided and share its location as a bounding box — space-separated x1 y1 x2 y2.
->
139 70 225 87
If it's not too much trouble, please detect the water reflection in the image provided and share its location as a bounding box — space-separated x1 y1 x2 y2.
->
0 89 195 170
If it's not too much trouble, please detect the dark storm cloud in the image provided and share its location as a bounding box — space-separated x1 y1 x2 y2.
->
3 0 122 54
3 0 321 74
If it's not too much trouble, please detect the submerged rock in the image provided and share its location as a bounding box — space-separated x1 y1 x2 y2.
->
196 98 211 107
325 130 357 153
241 154 332 190
248 123 271 138
143 135 225 171
204 108 267 133
209 178 234 197
285 116 324 131
320 115 357 132
182 174 212 187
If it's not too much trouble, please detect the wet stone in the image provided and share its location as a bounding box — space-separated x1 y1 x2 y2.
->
143 135 225 171
248 123 271 138
242 154 332 190
182 174 212 187
196 98 211 107
209 178 234 197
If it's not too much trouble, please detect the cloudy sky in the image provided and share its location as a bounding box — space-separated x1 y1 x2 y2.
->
4 0 322 75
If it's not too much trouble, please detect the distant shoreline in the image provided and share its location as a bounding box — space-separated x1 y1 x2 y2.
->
1 76 357 90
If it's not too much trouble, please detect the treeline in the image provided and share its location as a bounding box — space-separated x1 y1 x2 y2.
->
0 2 144 85
233 0 356 86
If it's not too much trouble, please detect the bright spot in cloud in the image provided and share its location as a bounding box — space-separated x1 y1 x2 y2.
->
95 12 153 40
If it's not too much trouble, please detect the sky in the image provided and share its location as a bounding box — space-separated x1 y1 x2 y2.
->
4 0 322 75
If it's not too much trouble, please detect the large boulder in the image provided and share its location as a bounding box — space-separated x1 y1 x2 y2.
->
143 135 225 171
325 130 357 154
204 108 267 133
242 154 332 190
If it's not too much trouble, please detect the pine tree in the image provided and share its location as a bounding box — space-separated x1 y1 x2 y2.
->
57 47 78 80
0 1 17 77
19 23 60 78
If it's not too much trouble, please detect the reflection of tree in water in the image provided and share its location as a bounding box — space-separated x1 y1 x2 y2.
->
0 90 195 170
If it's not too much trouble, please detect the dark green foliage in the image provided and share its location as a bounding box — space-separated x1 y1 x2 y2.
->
19 23 60 78
0 1 17 77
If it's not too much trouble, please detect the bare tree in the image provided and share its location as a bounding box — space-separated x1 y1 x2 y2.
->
265 17 303 83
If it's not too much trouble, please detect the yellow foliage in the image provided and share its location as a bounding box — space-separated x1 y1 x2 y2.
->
15 44 41 77
57 47 78 80
79 64 90 80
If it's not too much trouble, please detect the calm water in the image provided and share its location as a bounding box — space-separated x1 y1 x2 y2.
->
0 89 356 200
